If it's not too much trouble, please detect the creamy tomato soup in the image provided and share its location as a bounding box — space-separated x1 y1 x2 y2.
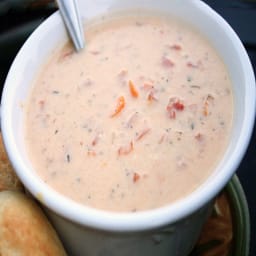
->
25 14 233 212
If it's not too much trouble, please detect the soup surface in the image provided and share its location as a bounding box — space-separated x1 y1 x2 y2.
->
25 14 233 212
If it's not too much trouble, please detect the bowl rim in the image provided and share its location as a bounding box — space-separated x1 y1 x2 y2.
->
1 0 255 232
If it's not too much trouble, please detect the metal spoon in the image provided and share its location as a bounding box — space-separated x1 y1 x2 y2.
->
56 0 85 51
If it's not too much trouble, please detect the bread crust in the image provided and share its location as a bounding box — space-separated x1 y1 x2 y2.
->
0 133 24 192
0 133 67 255
0 190 67 256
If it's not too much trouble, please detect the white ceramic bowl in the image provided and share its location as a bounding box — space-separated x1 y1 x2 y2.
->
1 0 255 255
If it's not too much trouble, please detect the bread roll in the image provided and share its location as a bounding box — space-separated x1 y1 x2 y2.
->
0 190 67 256
0 133 24 192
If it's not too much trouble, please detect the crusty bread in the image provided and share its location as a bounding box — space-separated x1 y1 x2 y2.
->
0 190 67 256
0 133 24 192
0 133 67 255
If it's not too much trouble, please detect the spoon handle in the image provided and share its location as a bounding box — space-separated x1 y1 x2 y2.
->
56 0 85 51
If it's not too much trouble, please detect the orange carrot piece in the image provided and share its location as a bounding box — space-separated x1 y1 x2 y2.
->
129 80 139 98
203 101 209 116
147 90 158 102
203 94 214 116
133 172 140 183
110 96 126 117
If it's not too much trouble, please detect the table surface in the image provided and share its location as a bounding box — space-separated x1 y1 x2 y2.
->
0 1 255 255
